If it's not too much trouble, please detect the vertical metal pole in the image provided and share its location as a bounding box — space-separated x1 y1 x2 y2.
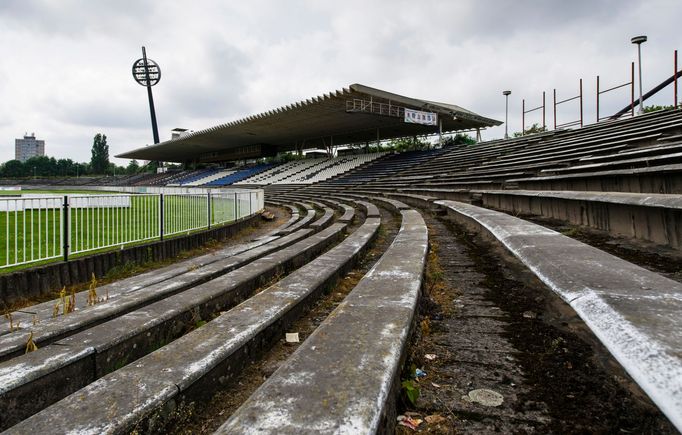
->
631 62 635 117
553 88 557 130
637 45 644 115
62 196 69 262
438 118 443 146
142 47 160 144
675 49 678 109
596 75 600 122
504 95 509 139
579 78 583 127
159 193 164 241
207 191 211 229
522 99 525 135
542 91 546 130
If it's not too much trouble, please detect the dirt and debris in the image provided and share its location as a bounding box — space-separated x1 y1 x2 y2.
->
396 211 676 434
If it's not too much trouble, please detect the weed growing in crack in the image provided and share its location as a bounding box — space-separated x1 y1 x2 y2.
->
25 331 38 353
66 288 76 314
400 364 421 407
4 312 19 332
87 273 98 306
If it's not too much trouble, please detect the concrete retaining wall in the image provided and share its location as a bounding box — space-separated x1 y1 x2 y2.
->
481 194 682 250
518 172 682 194
0 214 261 306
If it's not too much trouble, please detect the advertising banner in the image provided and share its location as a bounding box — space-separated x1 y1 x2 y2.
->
404 108 438 126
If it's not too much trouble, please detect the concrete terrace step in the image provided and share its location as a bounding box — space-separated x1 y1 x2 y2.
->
5 209 380 435
0 223 347 429
474 189 682 209
472 189 682 249
218 209 428 434
277 204 316 235
0 226 318 362
3 227 288 335
510 162 682 183
435 199 682 432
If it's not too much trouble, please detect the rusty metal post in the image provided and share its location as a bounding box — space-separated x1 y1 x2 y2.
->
596 75 600 122
553 88 557 130
631 62 635 117
542 91 546 129
580 79 583 127
675 49 679 108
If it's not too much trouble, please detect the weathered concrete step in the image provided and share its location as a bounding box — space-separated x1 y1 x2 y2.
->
4 216 382 434
334 191 412 211
278 206 315 235
285 195 356 223
326 195 381 217
0 223 348 430
435 199 682 432
218 209 428 434
276 197 337 226
4 232 287 337
308 205 335 229
0 227 318 362
316 198 356 223
260 202 299 237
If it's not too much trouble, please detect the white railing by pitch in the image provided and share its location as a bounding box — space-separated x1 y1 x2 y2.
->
1 196 63 269
0 189 263 270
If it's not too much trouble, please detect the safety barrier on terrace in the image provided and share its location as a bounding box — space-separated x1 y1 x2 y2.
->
0 188 264 270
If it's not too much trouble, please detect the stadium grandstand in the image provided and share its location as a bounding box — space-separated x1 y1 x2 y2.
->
2 77 682 434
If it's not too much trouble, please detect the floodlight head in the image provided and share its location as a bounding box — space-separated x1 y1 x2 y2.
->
631 35 647 45
132 57 161 87
503 90 511 96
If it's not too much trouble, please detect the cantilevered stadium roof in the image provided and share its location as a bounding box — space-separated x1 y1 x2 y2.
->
117 83 501 163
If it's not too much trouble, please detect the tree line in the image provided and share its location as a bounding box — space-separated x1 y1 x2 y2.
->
1 133 143 178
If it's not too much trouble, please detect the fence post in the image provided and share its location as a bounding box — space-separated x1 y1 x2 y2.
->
234 192 238 221
553 88 557 130
675 49 678 109
159 193 164 241
62 195 70 262
207 191 211 230
596 75 600 122
579 78 583 127
631 61 635 117
542 91 546 130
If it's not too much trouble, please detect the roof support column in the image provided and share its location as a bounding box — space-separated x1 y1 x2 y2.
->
376 128 380 150
438 118 443 147
476 128 482 143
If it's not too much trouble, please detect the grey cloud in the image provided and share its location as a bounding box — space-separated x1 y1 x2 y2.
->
1 0 681 162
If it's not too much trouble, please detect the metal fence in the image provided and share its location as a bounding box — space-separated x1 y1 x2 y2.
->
0 189 263 270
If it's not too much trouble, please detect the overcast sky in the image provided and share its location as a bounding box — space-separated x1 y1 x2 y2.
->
0 0 680 164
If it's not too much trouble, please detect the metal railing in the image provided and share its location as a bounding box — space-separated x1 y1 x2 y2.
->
0 196 64 268
553 79 583 129
522 91 546 135
597 62 635 121
0 189 263 270
345 99 405 118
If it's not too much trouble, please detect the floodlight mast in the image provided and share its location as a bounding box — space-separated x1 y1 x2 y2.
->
132 46 161 144
631 35 647 115
503 90 511 139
